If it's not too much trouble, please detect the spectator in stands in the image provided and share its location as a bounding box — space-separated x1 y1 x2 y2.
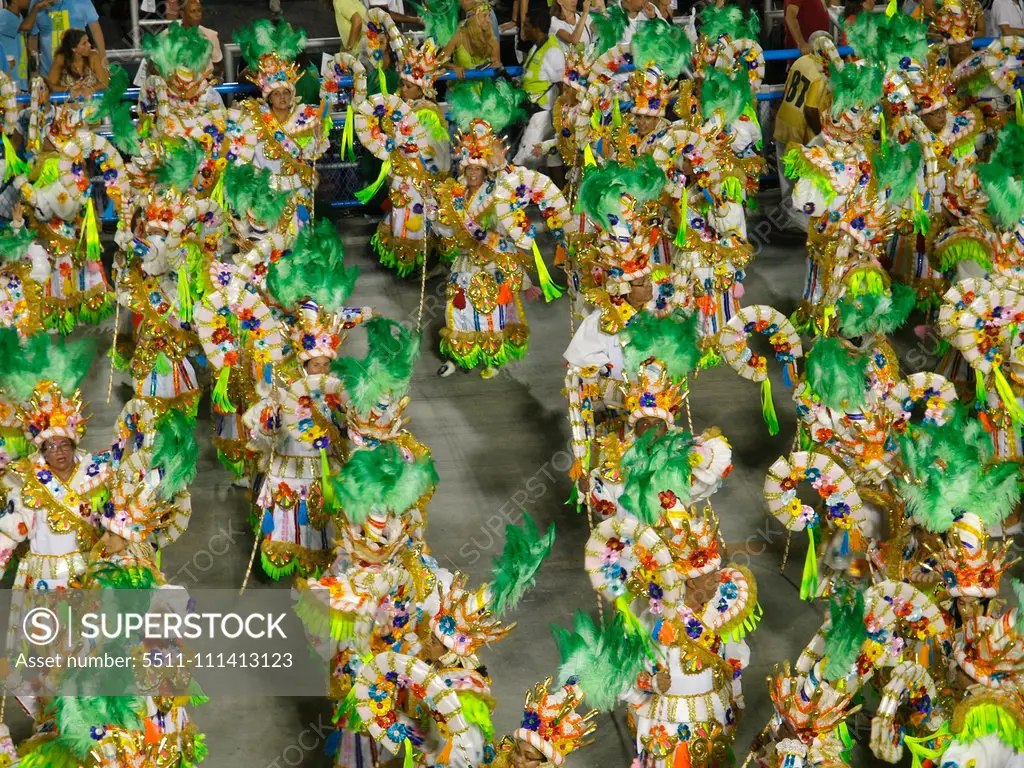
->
989 0 1024 35
621 0 664 45
28 0 105 79
514 4 565 175
178 0 222 78
367 0 423 26
551 0 595 50
327 0 365 52
0 0 51 90
784 0 830 53
440 0 503 77
773 28 829 232
47 27 107 96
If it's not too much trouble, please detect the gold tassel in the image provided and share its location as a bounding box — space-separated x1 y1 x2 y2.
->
589 107 600 129
378 65 389 96
885 0 897 17
177 264 193 324
403 738 414 768
879 112 887 143
761 378 779 436
533 241 564 302
612 96 622 127
583 144 597 167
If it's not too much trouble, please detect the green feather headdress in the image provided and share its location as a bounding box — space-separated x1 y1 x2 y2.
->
804 337 868 411
978 123 1024 228
845 11 928 71
267 219 359 312
154 138 206 193
50 696 146 758
331 318 420 419
233 18 306 69
829 62 884 118
488 513 556 617
0 223 35 265
699 4 760 41
151 407 198 501
577 155 667 232
620 309 701 382
143 22 213 77
619 430 697 524
591 5 629 57
447 78 527 134
329 441 438 523
552 611 651 711
894 404 1021 532
409 0 460 46
631 19 692 80
872 139 923 208
223 164 289 226
700 68 749 123
837 282 915 337
0 334 96 402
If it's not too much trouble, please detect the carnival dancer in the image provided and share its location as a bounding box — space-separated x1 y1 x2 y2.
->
115 140 224 415
432 79 571 379
221 163 293 248
355 37 450 278
232 19 329 212
242 219 366 580
13 77 128 334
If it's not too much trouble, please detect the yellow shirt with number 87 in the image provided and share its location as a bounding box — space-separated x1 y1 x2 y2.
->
773 54 825 146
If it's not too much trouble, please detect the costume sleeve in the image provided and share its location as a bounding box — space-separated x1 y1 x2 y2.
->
563 365 598 481
0 483 34 570
242 398 280 453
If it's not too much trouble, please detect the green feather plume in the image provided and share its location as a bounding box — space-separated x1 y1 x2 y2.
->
52 696 145 758
0 224 35 265
329 442 438 523
85 561 159 591
590 6 629 56
331 318 420 419
553 611 650 711
152 407 198 500
872 139 922 208
804 337 867 411
18 741 84 768
620 309 700 381
845 12 927 70
409 0 460 46
837 282 914 337
829 63 884 118
699 4 760 41
90 64 138 155
700 68 749 123
783 146 837 205
978 123 1024 228
822 581 867 681
0 334 96 402
619 430 696 524
631 20 692 79
233 19 306 70
143 22 213 77
223 164 289 226
447 78 527 134
154 139 206 193
894 404 1022 532
489 513 556 617
267 219 359 312
577 155 667 232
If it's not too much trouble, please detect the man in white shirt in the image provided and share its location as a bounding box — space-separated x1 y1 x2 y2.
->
512 4 565 169
621 0 664 45
989 0 1024 36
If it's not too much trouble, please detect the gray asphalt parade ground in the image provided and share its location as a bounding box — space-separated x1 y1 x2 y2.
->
2 190 972 767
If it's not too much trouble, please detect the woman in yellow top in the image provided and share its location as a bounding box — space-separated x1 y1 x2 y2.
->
439 0 502 77
331 0 364 52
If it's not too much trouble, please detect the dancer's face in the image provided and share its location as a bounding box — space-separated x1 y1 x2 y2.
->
304 356 331 375
465 165 486 188
42 437 75 477
400 80 423 101
510 740 547 767
269 88 293 112
626 275 653 307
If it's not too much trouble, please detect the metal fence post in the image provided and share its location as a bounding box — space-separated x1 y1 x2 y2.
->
130 0 141 49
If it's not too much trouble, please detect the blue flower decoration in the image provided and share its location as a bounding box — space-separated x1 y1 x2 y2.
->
521 711 542 731
386 722 409 743
37 470 52 483
438 615 456 635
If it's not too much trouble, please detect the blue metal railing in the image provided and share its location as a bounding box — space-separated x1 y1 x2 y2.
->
30 33 1007 217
